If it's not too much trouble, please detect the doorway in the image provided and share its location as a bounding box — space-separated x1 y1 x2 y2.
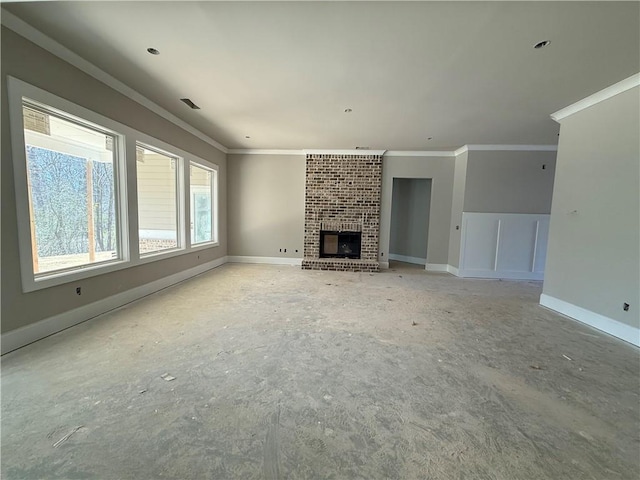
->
389 178 432 266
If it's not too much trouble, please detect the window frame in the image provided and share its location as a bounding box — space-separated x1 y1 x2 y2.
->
135 141 185 258
189 161 218 247
8 76 220 293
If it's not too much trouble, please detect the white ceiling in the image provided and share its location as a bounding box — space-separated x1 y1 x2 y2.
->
3 1 639 150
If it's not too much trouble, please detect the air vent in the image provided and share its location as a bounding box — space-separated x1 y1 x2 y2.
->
180 98 200 110
355 146 370 150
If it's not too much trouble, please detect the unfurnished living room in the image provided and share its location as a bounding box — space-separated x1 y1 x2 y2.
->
1 1 639 479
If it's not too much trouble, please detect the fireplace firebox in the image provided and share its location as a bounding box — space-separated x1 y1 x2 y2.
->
320 231 361 259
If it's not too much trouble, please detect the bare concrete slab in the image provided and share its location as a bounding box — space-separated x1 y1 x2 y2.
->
2 263 638 479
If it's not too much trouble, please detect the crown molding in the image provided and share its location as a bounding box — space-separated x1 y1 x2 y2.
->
465 144 558 152
1 8 229 154
227 149 305 156
384 150 455 157
453 145 469 156
551 73 640 123
303 149 387 156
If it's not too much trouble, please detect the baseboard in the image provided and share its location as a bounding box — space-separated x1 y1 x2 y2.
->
1 256 228 355
379 261 390 269
457 269 544 280
447 265 460 276
540 294 640 347
388 254 425 265
425 263 449 273
227 256 302 266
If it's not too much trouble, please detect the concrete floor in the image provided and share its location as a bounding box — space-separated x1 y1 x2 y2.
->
2 262 639 479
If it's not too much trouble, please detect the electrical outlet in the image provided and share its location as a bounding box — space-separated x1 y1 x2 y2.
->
76 287 82 295
542 164 546 170
295 249 298 253
284 248 287 253
623 303 630 311
279 248 282 252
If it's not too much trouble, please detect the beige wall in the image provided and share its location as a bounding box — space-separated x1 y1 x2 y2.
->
543 86 640 329
380 156 455 265
1 27 227 333
464 150 557 214
227 154 304 258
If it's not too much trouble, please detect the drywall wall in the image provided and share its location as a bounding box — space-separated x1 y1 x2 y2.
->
1 27 227 334
447 151 468 268
227 154 305 258
380 156 454 266
464 150 557 214
389 178 431 262
542 85 639 333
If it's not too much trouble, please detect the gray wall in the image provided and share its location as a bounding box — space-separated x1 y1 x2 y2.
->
380 156 454 265
390 178 432 261
227 154 304 258
1 27 227 333
543 86 640 329
464 150 557 213
447 151 468 268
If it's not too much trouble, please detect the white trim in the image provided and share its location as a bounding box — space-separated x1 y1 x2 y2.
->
551 73 640 122
0 8 228 154
453 146 469 156
384 151 455 157
389 253 426 265
1 256 228 355
303 149 386 156
458 269 543 280
425 263 449 273
7 76 221 292
465 144 558 152
447 265 460 276
227 149 305 156
540 294 640 347
227 256 302 266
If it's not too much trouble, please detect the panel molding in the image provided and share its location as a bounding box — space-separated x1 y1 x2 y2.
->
1 256 228 355
228 149 305 156
459 213 549 280
227 256 302 266
540 294 640 347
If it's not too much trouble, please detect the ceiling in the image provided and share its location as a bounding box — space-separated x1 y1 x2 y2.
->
3 1 639 151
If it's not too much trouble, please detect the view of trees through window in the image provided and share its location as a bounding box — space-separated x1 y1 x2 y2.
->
23 104 119 274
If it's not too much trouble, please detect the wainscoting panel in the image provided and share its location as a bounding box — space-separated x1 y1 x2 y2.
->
459 213 549 280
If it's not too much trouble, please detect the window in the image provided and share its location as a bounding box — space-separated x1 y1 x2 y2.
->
9 77 219 293
190 163 217 245
21 100 122 275
136 144 182 255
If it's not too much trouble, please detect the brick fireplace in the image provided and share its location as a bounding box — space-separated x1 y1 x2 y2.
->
301 152 382 272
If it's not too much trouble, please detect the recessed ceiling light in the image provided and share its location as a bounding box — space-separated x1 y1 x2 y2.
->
427 137 433 141
344 108 353 113
533 40 551 49
180 98 200 110
147 47 160 55
245 136 251 139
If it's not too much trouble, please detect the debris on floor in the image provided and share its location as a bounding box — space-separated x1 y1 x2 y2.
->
529 365 545 370
562 354 573 361
412 321 418 326
160 373 176 381
53 426 84 448
139 389 147 394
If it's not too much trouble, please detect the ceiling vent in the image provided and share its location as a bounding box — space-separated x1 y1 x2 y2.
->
180 98 200 110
